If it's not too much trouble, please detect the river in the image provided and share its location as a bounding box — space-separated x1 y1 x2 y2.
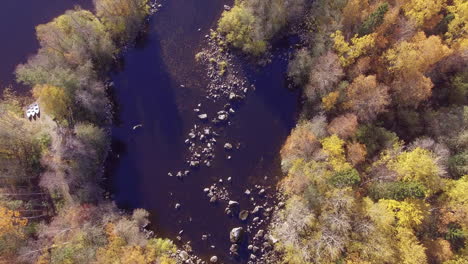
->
1 0 299 262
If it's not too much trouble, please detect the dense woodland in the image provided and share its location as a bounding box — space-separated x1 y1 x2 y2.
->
0 0 177 263
216 0 467 263
1 0 467 263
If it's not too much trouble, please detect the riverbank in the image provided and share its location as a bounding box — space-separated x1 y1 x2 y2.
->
0 1 180 263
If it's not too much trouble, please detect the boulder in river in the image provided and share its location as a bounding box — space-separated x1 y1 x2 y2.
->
239 210 249 221
210 256 218 263
198 113 208 120
179 251 189 261
230 227 243 243
189 160 200 167
224 143 233 150
218 114 227 121
230 244 239 254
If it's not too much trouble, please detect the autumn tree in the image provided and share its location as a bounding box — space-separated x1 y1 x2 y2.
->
246 0 305 41
401 0 446 27
35 9 116 70
0 92 50 185
321 91 341 111
327 113 358 139
345 75 390 122
280 120 323 171
445 0 468 49
0 206 27 258
305 51 344 100
424 238 454 263
346 142 367 166
217 3 267 55
342 0 369 34
396 227 428 264
288 48 313 86
358 2 389 36
16 9 115 124
445 175 468 230
389 147 442 193
332 30 376 66
385 32 452 106
33 85 72 124
94 0 150 44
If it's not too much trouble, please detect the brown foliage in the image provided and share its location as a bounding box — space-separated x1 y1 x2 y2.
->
342 0 369 34
327 113 359 139
281 122 320 162
348 56 371 79
424 239 453 263
346 142 367 166
346 75 390 122
391 72 434 107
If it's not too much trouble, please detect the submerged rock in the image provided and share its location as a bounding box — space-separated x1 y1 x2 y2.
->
224 143 233 150
230 243 239 254
239 210 249 221
189 160 200 167
210 256 218 263
179 251 189 261
230 227 243 243
218 114 227 121
198 113 208 120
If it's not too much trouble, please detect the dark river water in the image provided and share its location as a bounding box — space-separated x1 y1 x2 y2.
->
107 0 299 261
1 0 299 262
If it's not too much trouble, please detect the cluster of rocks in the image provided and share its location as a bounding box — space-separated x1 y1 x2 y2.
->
185 123 219 169
198 30 253 102
167 27 291 264
203 183 230 203
176 247 205 264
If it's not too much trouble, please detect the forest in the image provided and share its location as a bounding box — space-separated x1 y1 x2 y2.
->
216 0 467 262
0 0 467 263
1 0 177 263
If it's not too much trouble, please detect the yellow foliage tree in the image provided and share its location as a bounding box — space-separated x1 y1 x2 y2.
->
217 4 267 56
386 32 452 73
401 0 446 27
446 0 468 50
0 206 27 258
94 223 176 264
33 84 71 123
380 199 425 229
332 30 376 66
0 206 27 238
389 147 441 193
396 227 428 264
446 175 468 229
385 32 452 106
95 0 150 43
321 135 352 171
322 91 339 111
